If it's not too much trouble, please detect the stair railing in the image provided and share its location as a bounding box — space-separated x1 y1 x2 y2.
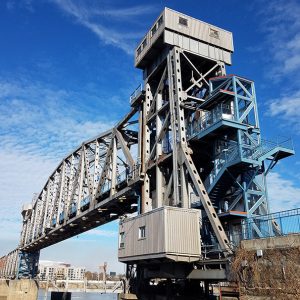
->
204 144 239 191
249 137 293 160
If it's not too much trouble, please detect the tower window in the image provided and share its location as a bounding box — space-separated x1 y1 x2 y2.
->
179 17 188 27
151 24 157 37
158 16 163 27
142 39 147 49
119 232 125 248
210 28 220 39
138 226 146 239
137 46 142 57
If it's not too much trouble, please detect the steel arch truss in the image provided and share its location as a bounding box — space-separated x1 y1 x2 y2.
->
19 110 141 254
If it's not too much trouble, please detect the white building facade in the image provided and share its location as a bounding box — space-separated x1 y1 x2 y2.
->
39 260 85 281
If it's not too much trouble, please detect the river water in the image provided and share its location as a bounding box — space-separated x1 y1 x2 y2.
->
38 290 117 300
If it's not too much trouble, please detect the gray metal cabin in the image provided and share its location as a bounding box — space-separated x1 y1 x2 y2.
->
118 206 201 263
135 7 234 70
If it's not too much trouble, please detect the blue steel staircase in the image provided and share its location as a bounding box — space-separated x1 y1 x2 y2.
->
250 139 294 162
204 145 239 195
201 138 294 207
187 74 294 239
190 142 241 208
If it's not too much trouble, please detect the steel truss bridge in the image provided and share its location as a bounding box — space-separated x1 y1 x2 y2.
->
0 8 295 282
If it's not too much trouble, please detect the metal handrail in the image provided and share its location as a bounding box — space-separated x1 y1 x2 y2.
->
100 163 141 195
189 103 234 138
59 212 64 223
130 84 143 104
262 137 294 150
116 169 127 184
100 181 111 194
227 207 300 247
250 207 300 221
203 136 294 192
69 202 77 214
250 137 294 160
80 195 91 208
204 143 239 190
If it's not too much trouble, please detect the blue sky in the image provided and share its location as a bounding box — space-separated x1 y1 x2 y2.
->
0 0 299 273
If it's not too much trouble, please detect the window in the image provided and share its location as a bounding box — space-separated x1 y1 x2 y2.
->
137 46 142 57
157 16 163 27
139 226 146 239
179 16 188 27
119 232 125 248
210 28 220 39
142 39 147 49
151 24 157 37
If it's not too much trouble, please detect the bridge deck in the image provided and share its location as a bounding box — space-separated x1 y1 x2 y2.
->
22 178 141 252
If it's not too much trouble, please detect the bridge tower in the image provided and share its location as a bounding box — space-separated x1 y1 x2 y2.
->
118 7 294 295
135 8 234 246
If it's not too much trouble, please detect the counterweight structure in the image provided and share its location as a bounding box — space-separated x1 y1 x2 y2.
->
0 8 294 286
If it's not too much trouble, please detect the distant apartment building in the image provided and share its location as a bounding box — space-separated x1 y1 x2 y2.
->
67 267 85 280
39 260 85 281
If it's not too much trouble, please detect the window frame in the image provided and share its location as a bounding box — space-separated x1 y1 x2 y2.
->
157 16 163 27
119 231 125 248
136 46 142 57
178 16 188 27
151 24 157 37
142 38 147 49
209 28 220 39
138 226 146 240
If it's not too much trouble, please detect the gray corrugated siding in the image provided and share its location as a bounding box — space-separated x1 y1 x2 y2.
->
135 8 233 67
164 8 233 52
118 206 201 262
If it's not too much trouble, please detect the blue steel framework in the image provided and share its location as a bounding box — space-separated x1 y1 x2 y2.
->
188 75 294 244
0 8 296 281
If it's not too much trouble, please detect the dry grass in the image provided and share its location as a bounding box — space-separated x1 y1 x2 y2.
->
230 247 300 299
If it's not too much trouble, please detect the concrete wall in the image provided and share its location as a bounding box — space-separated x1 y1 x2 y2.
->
0 280 9 300
0 279 38 300
241 234 300 251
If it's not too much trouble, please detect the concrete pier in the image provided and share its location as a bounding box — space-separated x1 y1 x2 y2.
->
0 279 38 300
0 280 9 300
